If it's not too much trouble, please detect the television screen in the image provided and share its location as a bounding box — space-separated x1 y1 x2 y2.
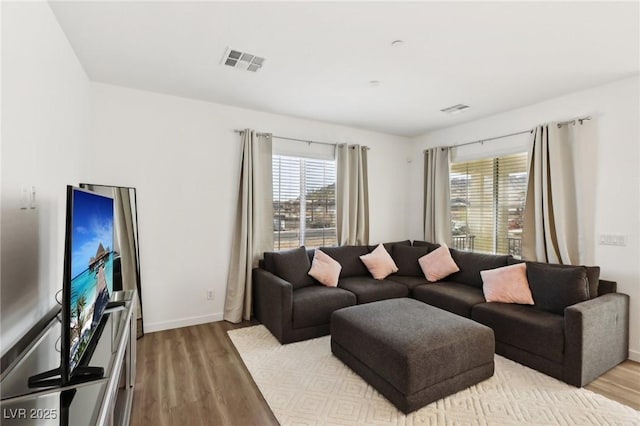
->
67 187 114 373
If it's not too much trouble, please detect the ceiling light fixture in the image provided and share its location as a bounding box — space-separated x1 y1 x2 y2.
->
368 80 381 87
221 48 265 72
440 104 470 114
391 40 405 47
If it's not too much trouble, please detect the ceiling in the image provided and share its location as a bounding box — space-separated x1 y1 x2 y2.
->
49 1 639 137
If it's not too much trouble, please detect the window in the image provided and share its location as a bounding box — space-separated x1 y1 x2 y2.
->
272 155 337 251
449 152 528 257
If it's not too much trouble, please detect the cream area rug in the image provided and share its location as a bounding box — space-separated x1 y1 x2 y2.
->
228 325 640 426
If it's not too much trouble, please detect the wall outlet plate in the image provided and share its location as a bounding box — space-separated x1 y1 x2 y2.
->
599 234 627 246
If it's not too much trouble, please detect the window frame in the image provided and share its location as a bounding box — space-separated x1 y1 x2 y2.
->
272 154 337 251
449 152 528 257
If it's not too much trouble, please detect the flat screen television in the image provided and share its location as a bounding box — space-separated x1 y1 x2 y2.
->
29 186 114 387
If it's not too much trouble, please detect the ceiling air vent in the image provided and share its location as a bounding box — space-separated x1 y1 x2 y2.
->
440 104 470 114
222 48 265 72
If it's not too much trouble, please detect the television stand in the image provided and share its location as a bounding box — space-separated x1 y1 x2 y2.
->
28 355 106 389
106 300 126 309
27 367 64 388
1 290 137 426
27 365 106 388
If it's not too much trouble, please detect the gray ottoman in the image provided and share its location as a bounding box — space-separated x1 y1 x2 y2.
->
331 298 494 413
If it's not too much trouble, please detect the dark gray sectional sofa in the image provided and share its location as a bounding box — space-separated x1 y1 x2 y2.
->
252 240 630 387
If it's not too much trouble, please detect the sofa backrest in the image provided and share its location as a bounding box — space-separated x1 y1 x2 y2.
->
598 279 617 295
412 240 440 250
319 241 412 278
261 241 412 282
368 240 411 254
392 244 435 277
508 257 601 299
448 249 510 288
320 246 370 278
262 249 315 274
262 247 315 290
524 261 590 315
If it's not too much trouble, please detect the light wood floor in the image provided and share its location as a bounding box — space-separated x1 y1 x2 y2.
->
131 320 277 426
131 321 640 425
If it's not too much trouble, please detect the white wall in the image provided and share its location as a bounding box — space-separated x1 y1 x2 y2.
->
1 2 91 354
88 83 411 332
408 76 640 361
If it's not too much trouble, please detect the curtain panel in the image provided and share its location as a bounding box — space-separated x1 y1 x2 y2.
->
522 123 579 264
423 147 451 245
113 188 141 320
224 130 273 323
336 144 369 245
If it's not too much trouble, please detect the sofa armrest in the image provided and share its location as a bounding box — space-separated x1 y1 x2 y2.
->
563 293 629 386
252 268 293 343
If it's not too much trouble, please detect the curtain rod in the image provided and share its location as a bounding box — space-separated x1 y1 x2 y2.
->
426 115 592 152
451 129 533 150
234 129 370 150
556 115 592 128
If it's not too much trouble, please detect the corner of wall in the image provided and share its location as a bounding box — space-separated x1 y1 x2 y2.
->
0 1 92 355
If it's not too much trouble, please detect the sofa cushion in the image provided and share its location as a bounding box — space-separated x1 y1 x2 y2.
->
509 258 600 300
448 250 510 289
471 302 564 364
598 279 617 295
526 262 589 315
321 246 371 278
506 257 524 266
308 249 342 287
262 252 276 273
386 275 429 292
481 263 534 305
292 286 356 329
412 281 486 318
412 240 441 251
360 244 398 280
269 246 314 289
338 276 409 304
585 266 600 298
368 240 411 254
392 245 433 277
418 245 460 282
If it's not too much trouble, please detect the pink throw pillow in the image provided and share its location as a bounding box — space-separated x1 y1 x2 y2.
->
418 245 460 282
308 249 342 287
481 263 534 305
359 244 399 280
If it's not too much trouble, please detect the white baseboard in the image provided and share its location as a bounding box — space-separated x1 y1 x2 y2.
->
629 349 640 363
144 312 223 333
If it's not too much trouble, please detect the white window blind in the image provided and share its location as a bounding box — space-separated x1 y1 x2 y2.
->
272 155 337 251
450 152 528 257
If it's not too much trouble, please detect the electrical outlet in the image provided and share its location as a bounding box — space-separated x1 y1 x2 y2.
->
207 289 214 300
599 234 627 246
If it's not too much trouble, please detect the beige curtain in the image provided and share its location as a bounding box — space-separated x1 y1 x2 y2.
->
336 144 369 245
423 147 451 244
572 120 597 265
113 188 141 320
224 130 273 323
522 123 579 264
